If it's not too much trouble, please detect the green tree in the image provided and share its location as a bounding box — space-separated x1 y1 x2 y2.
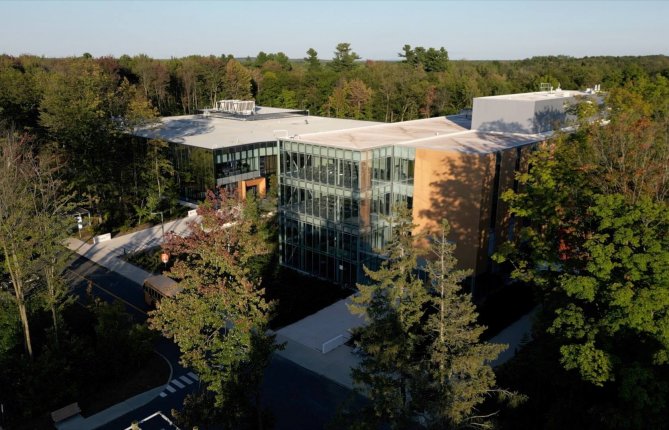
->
0 131 42 358
422 220 507 428
329 43 361 73
32 144 75 346
305 48 321 72
348 204 430 428
495 91 669 427
149 190 277 428
399 45 449 73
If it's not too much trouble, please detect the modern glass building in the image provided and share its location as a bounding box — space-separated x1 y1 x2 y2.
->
278 89 588 286
278 141 415 286
134 103 378 203
136 91 588 288
172 141 278 202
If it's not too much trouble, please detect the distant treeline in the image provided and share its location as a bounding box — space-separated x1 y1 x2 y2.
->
3 44 669 128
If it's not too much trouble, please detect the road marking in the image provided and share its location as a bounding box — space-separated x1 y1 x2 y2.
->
165 385 176 393
187 372 199 381
160 392 167 398
171 379 185 389
179 375 194 385
65 268 147 315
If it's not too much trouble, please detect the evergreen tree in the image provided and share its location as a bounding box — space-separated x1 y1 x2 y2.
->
305 48 321 72
422 220 506 429
347 207 510 428
348 203 430 428
329 43 361 73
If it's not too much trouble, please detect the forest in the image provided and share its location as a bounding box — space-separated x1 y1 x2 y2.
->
1 44 669 428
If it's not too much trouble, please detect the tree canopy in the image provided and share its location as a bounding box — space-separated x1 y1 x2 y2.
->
494 81 669 428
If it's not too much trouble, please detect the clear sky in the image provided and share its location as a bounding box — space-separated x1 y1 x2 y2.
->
1 1 667 61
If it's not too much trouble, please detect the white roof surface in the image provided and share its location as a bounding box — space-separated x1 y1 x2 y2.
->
477 89 589 102
292 114 546 154
133 113 379 150
135 90 578 154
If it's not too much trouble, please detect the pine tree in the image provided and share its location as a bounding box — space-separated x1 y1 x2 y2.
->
347 207 510 429
422 220 506 429
348 203 430 428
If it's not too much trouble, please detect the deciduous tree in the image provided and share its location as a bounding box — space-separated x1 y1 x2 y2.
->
149 190 277 428
495 90 669 427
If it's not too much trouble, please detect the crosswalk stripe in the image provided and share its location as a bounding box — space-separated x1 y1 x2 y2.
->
165 384 176 393
187 372 199 381
179 375 194 385
171 379 185 389
160 392 167 398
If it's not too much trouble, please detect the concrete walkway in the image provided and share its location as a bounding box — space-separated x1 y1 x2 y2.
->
276 297 367 389
66 215 200 284
489 307 537 367
277 298 366 354
55 387 165 430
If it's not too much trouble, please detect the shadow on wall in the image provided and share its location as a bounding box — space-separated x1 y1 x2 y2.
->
532 108 566 133
417 150 494 290
476 108 565 134
475 120 527 134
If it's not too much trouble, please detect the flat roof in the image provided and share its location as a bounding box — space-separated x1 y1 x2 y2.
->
475 89 589 102
290 114 546 154
291 116 471 150
134 113 379 150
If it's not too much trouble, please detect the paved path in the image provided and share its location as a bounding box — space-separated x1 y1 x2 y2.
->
489 307 537 367
65 215 200 284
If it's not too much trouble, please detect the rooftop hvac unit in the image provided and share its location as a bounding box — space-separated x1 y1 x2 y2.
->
217 100 256 115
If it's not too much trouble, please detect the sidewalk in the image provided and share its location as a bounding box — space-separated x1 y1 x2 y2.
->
275 297 366 389
55 387 165 430
489 307 537 367
66 215 200 285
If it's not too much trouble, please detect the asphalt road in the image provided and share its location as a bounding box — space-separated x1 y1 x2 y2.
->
66 256 360 429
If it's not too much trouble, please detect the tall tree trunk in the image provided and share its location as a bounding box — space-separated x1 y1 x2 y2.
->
4 244 33 359
45 265 59 347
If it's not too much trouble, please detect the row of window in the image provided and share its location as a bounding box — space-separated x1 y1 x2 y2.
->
282 244 358 286
282 217 360 260
280 185 362 224
282 151 360 189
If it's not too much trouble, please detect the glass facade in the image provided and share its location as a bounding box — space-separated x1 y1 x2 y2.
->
172 141 278 202
278 141 415 286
